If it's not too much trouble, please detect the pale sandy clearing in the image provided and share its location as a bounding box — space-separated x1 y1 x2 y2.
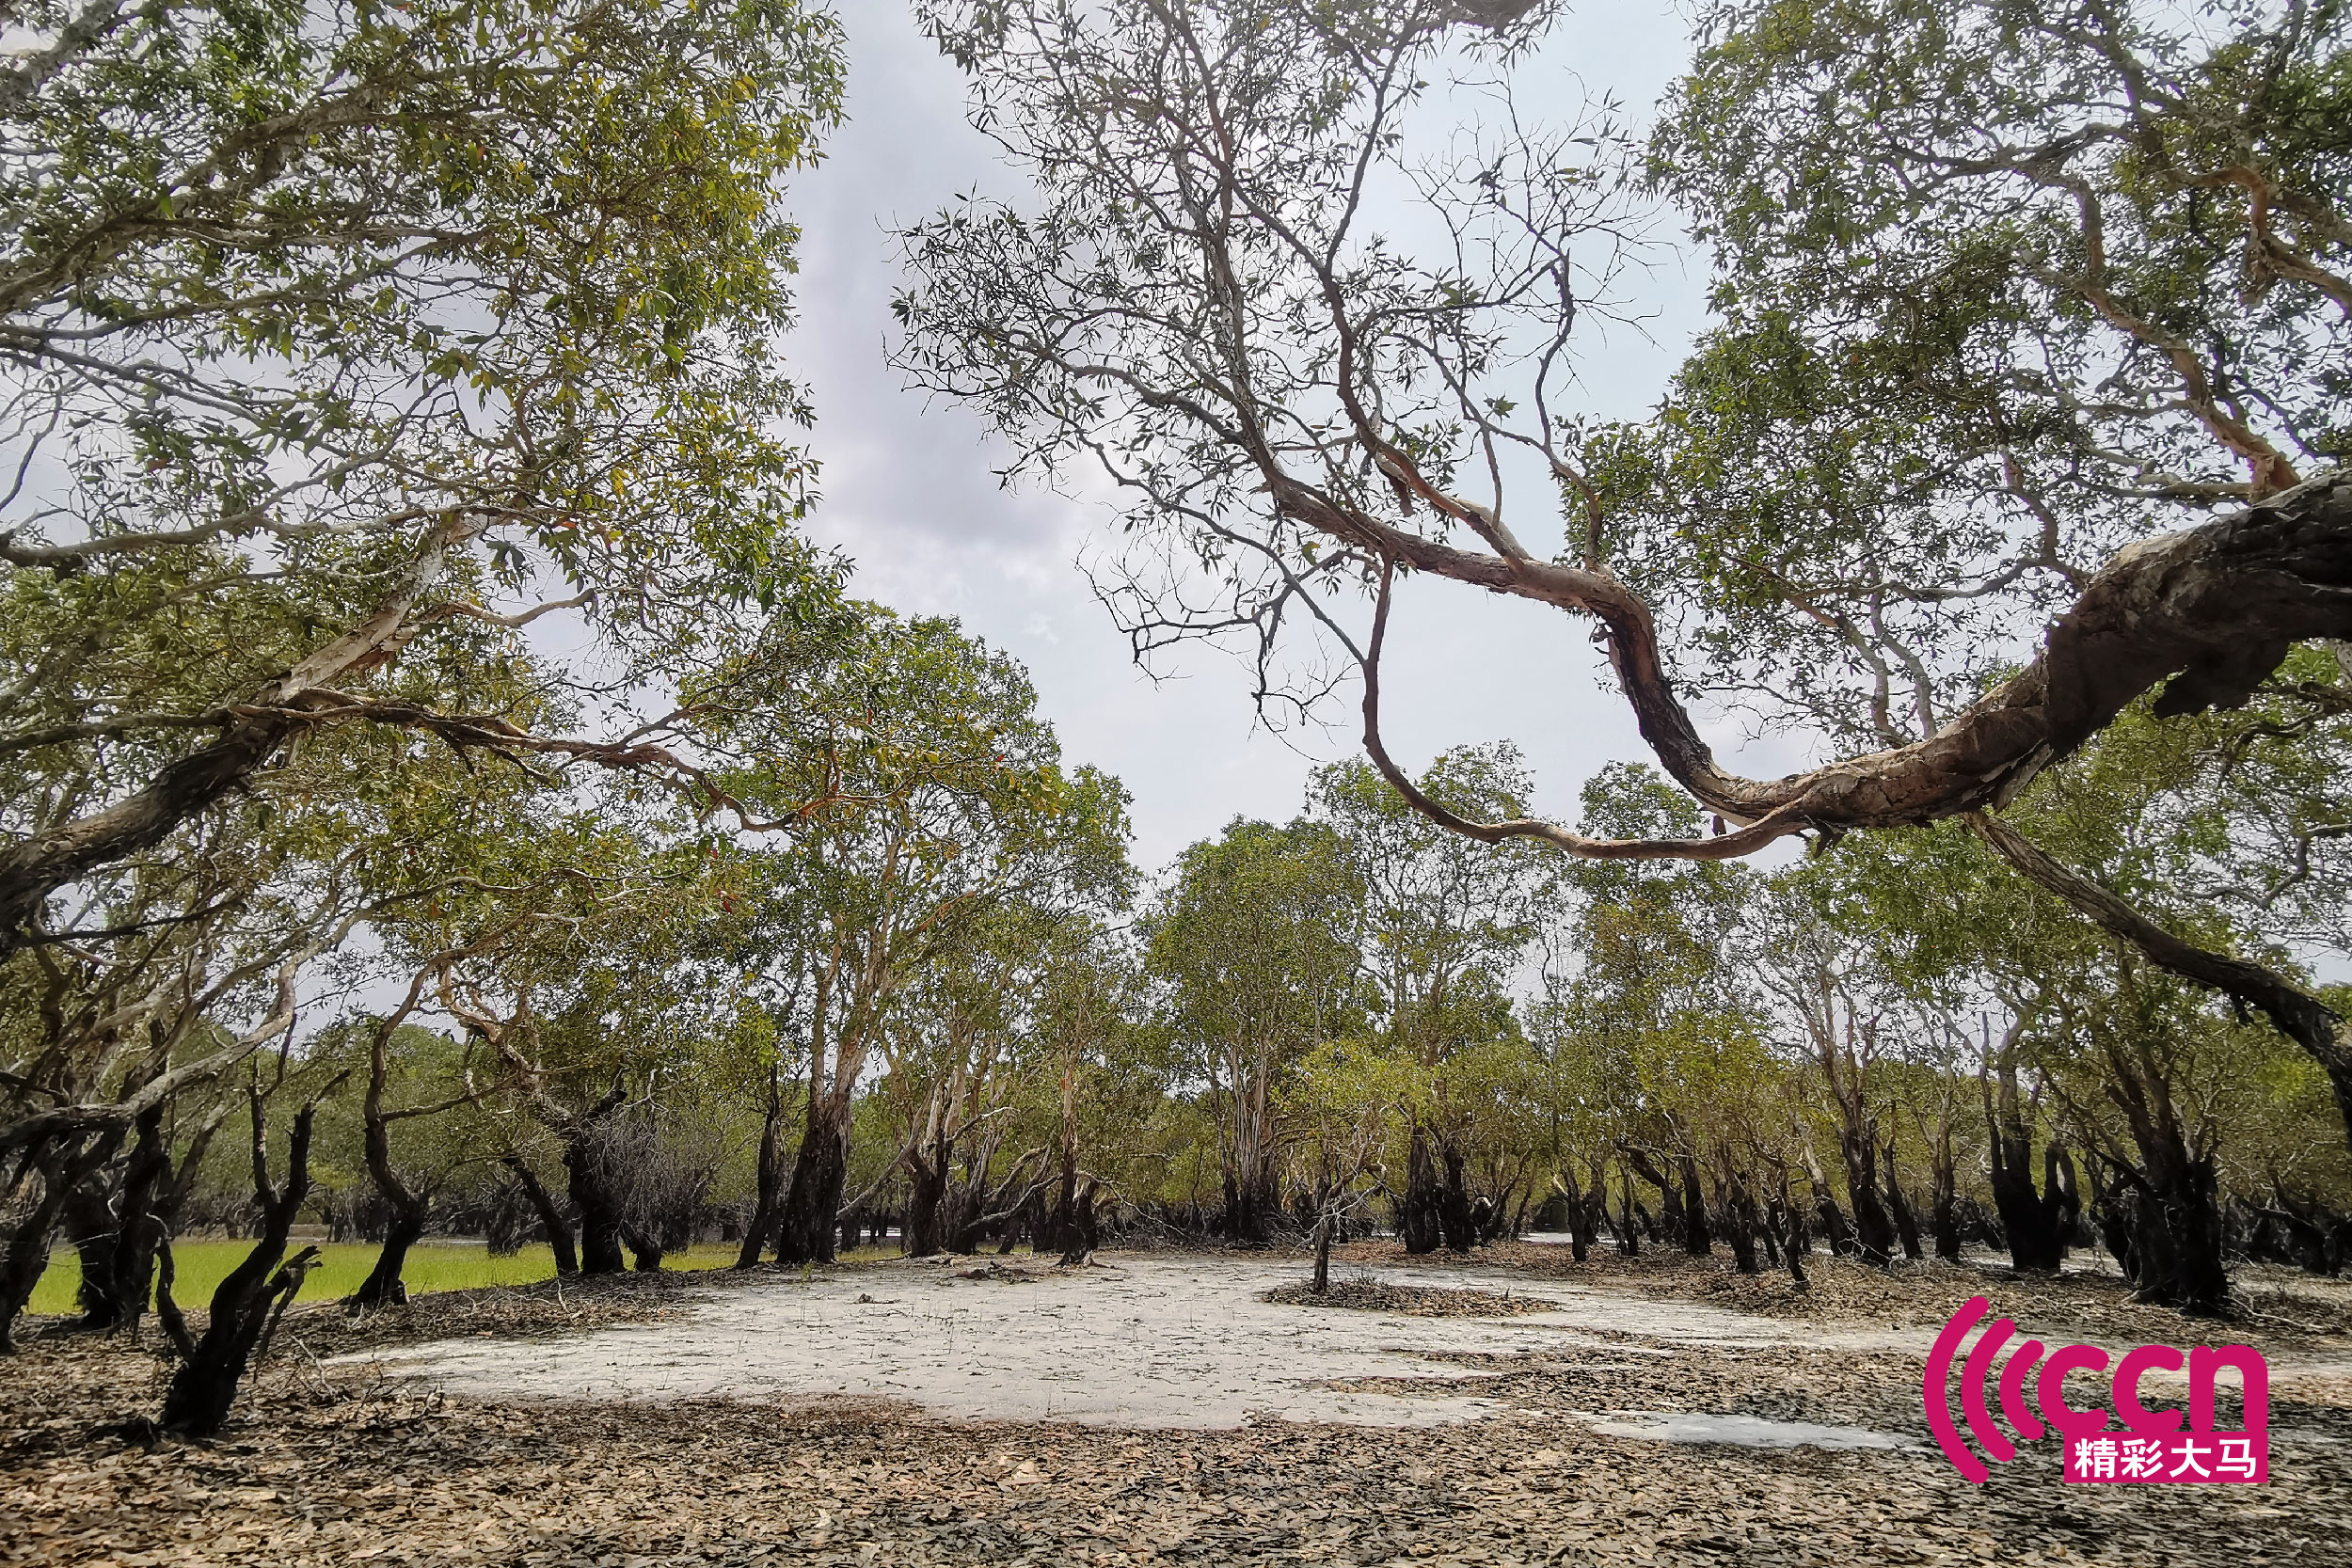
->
347 1251 1917 1429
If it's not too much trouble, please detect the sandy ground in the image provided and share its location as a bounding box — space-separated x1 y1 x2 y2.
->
346 1252 1928 1429
8 1243 2352 1566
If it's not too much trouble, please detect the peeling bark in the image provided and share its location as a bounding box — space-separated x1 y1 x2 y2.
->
774 1095 850 1266
1349 471 2352 859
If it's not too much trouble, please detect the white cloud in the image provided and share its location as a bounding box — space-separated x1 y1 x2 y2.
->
780 4 1794 873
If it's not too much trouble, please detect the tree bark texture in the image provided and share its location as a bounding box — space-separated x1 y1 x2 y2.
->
734 1082 789 1271
774 1096 850 1266
1347 470 2352 857
0 1129 121 1352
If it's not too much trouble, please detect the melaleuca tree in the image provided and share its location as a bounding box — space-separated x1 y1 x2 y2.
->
1540 764 1757 1255
880 911 1046 1259
1603 0 2352 1138
0 702 462 1347
1788 689 2352 1309
375 782 722 1277
1142 816 1364 1243
1312 747 1543 1253
0 0 847 951
707 610 1136 1265
895 0 2352 1142
1025 917 1145 1259
1284 1038 1406 1289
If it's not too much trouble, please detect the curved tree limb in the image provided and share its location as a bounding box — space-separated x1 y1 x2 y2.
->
1967 810 2352 1155
1289 467 2352 844
1356 556 1812 861
0 508 485 954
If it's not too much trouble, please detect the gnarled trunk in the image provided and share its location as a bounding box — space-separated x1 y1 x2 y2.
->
1882 1139 1924 1261
349 1069 428 1308
1724 1174 1761 1275
903 1144 949 1259
349 1208 422 1310
1564 1161 1606 1262
502 1155 577 1276
1438 1143 1477 1254
1774 1170 1810 1291
1677 1153 1711 1258
1836 1127 1896 1266
774 1095 850 1266
1400 1127 1443 1255
2093 1039 2233 1316
1 1130 122 1352
1927 1114 1964 1263
156 1098 323 1438
66 1103 178 1335
735 1079 788 1270
559 1086 632 1276
1984 1059 2073 1272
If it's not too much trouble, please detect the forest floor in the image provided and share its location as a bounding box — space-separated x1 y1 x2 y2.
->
5 1243 2350 1566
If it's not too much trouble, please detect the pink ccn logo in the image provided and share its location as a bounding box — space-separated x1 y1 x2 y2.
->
1923 1295 2269 1484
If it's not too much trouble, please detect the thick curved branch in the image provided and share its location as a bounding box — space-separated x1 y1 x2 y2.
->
1288 467 2352 843
0 508 484 953
1967 810 2352 1155
1357 557 1814 862
0 950 307 1159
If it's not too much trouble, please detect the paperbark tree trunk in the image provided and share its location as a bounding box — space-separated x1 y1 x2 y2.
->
156 1098 324 1438
1883 1140 1924 1262
0 1130 121 1352
348 1028 431 1308
1620 1146 1680 1249
1351 471 2352 853
1565 1161 1606 1262
1774 1170 1810 1291
1615 1167 1641 1258
1400 1128 1442 1255
1718 1171 1761 1275
903 1144 949 1259
774 1094 851 1266
1982 1061 2074 1271
1438 1143 1477 1254
1677 1153 1711 1258
734 1075 788 1271
554 1084 631 1276
1056 1177 1100 1265
1927 1110 1964 1263
502 1155 578 1276
2091 1039 2233 1316
67 1101 195 1335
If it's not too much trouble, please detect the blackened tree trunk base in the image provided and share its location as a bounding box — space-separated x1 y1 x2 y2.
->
155 1096 325 1440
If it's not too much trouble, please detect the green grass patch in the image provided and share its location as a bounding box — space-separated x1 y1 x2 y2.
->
25 1238 744 1317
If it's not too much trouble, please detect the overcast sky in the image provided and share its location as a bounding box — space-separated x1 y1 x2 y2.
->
781 3 1790 873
